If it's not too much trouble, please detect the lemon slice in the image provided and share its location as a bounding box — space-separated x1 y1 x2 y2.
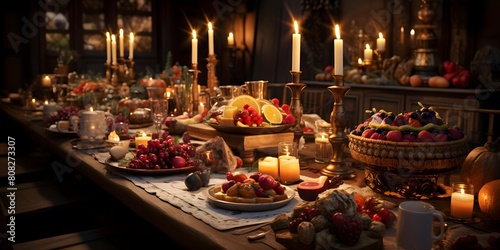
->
227 94 261 114
261 104 283 125
257 99 273 109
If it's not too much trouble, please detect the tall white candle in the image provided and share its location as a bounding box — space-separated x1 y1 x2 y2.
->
334 24 343 75
111 34 117 65
106 32 111 64
129 32 134 60
364 44 372 62
119 29 124 58
292 20 301 72
192 30 198 64
227 32 234 46
377 32 386 51
208 22 214 55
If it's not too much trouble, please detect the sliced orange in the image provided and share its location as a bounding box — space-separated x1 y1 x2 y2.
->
261 104 283 125
227 94 260 114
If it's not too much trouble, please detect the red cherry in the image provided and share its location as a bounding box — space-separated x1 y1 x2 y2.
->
226 172 234 181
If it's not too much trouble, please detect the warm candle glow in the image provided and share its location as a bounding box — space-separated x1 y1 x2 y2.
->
42 75 51 87
358 58 363 65
291 20 301 72
106 32 111 64
227 32 234 46
129 32 134 60
400 27 405 44
192 30 198 64
334 24 343 75
279 155 300 184
364 44 373 62
111 34 117 65
410 29 415 36
377 32 386 51
208 22 214 55
258 157 279 180
119 29 124 58
89 107 94 112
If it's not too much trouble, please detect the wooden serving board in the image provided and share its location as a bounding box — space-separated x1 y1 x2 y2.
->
186 123 294 151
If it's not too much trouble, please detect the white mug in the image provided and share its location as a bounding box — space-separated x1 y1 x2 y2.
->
396 201 445 250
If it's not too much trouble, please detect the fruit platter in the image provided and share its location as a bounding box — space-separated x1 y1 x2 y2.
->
349 103 469 199
205 94 297 135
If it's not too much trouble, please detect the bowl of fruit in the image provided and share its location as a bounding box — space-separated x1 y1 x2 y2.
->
348 104 468 199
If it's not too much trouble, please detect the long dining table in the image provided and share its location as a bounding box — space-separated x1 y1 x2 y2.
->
1 101 498 250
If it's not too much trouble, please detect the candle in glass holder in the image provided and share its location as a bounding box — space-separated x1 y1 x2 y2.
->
279 155 300 184
315 123 333 163
450 183 474 220
258 156 279 180
42 75 52 88
135 132 152 150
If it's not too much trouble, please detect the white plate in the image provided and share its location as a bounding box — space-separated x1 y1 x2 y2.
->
204 186 295 212
105 153 196 176
46 125 78 135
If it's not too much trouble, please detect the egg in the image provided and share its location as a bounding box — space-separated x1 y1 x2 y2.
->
409 75 423 87
110 146 128 161
428 76 450 88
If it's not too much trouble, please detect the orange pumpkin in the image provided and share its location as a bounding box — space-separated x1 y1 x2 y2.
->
461 138 500 194
478 179 500 224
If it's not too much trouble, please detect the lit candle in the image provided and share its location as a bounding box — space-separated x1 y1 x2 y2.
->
198 102 205 114
292 20 301 72
119 29 124 58
315 133 333 163
106 32 111 64
279 155 300 184
410 29 415 48
135 132 152 150
451 184 474 219
227 32 234 47
358 58 363 66
258 156 279 180
364 44 372 63
377 32 386 52
31 98 37 109
400 27 405 44
208 22 214 55
43 101 58 120
111 34 117 65
334 24 343 75
42 75 51 87
192 30 198 64
129 32 134 60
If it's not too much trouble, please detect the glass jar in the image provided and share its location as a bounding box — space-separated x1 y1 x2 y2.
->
315 122 333 163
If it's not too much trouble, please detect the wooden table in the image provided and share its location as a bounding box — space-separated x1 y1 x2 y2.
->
0 102 497 249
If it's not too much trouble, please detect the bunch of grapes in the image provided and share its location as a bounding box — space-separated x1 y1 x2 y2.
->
128 132 196 170
234 104 263 126
289 207 321 233
45 106 80 127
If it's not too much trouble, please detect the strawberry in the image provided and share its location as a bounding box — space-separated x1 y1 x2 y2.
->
370 132 381 140
330 213 363 246
433 133 448 142
392 114 407 126
403 133 417 142
271 98 280 107
283 114 295 124
362 128 375 138
417 130 434 142
386 130 403 142
281 104 291 114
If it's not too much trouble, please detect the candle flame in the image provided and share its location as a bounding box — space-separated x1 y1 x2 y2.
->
401 27 404 32
366 44 371 50
166 92 171 98
379 32 383 39
106 32 110 38
200 102 204 107
44 100 48 105
410 29 415 36
32 98 35 103
228 32 233 39
119 29 123 36
130 32 134 40
111 34 116 42
335 24 340 39
208 22 212 31
141 132 146 137
358 58 363 64
294 20 299 34
192 30 197 39
460 188 465 194
90 107 94 112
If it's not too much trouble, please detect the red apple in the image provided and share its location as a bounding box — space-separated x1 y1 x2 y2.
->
258 174 276 190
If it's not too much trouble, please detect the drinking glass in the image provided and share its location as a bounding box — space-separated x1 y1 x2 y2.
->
150 99 168 136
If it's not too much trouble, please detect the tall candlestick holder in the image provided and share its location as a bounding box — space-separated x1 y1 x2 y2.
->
285 71 306 161
374 50 385 72
105 63 112 83
111 64 119 87
206 54 218 97
189 63 200 115
321 75 356 179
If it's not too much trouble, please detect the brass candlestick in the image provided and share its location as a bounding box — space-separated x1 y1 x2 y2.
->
285 71 306 160
189 63 200 115
111 64 119 87
105 63 112 83
206 54 218 97
374 49 385 72
321 74 356 179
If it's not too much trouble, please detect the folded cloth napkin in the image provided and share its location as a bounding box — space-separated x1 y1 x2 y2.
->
302 114 327 132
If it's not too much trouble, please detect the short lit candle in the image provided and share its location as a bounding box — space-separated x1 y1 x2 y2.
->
400 27 405 44
106 32 111 64
111 34 117 65
279 155 300 184
364 44 372 63
119 29 124 58
227 32 234 47
42 75 51 87
451 186 474 219
358 58 363 66
135 132 152 150
258 156 279 180
31 98 37 109
410 29 415 47
129 32 134 60
292 20 301 72
192 30 198 64
377 32 386 52
208 22 214 55
334 24 343 75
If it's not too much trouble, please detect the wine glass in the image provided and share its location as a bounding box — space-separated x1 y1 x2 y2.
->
150 99 168 137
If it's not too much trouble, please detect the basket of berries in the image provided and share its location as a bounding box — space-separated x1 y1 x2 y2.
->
348 103 469 199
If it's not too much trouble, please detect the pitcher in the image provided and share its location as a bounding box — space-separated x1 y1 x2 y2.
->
71 110 114 142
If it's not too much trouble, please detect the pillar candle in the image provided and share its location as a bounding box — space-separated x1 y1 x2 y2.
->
208 22 214 55
292 20 301 72
135 133 152 150
111 34 117 65
42 75 52 88
119 29 124 58
400 27 405 45
410 29 416 48
227 32 234 47
451 186 474 219
258 157 279 180
334 24 343 75
279 155 300 184
192 30 198 64
106 32 111 64
364 44 372 62
377 32 386 51
129 32 134 60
